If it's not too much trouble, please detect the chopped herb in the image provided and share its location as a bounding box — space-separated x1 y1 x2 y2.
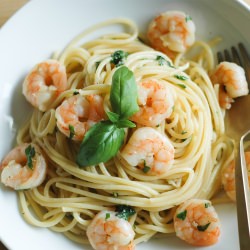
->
177 83 187 89
133 223 137 230
205 202 211 208
156 124 160 128
176 210 187 220
156 55 174 68
185 15 192 22
73 91 79 95
142 160 151 173
25 145 36 169
69 124 75 139
174 75 188 81
105 213 111 220
113 192 119 198
142 166 151 173
115 205 136 220
95 61 101 69
110 50 128 67
197 222 211 231
181 131 187 134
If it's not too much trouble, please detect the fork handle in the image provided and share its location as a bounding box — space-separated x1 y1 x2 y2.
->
235 131 250 249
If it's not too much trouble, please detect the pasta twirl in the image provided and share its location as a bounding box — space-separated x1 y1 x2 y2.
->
8 18 234 246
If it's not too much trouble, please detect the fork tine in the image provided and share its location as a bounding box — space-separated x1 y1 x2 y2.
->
231 46 243 67
238 43 250 84
224 49 232 62
217 51 224 64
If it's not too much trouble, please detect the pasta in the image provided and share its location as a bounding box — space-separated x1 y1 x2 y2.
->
2 17 235 247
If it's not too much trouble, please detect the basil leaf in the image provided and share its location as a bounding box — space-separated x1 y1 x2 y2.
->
110 66 139 119
107 111 120 123
117 119 136 128
76 121 125 167
25 145 36 169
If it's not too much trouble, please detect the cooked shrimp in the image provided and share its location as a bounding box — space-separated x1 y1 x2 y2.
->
121 127 174 175
55 94 105 141
0 143 47 190
23 59 68 112
86 210 135 250
222 151 250 201
131 79 174 127
210 62 249 109
147 11 196 59
174 199 220 246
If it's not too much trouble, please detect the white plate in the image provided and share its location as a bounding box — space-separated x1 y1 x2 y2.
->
0 0 249 249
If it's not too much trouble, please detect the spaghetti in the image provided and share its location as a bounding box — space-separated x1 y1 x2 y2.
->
4 17 234 246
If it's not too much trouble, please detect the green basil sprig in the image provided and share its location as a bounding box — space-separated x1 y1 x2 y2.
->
76 66 139 167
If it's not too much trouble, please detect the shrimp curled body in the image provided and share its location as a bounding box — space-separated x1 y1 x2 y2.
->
174 199 220 246
131 79 174 127
210 62 249 109
222 151 250 201
86 210 135 250
121 127 174 176
55 94 105 141
0 143 47 190
23 59 68 112
147 11 196 59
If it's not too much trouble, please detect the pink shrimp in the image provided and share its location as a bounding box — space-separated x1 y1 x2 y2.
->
131 79 174 127
55 94 105 141
121 127 174 176
221 151 250 201
22 59 68 112
174 199 221 246
0 143 47 190
147 11 196 59
210 61 249 109
86 210 135 250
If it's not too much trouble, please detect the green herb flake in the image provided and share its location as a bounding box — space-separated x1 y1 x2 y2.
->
197 222 211 232
177 83 187 89
142 161 151 173
175 75 188 81
110 50 128 67
181 131 187 135
205 202 211 208
25 145 36 169
185 15 192 22
69 124 75 139
176 210 187 220
105 213 111 220
95 61 101 69
73 91 79 95
115 205 136 220
113 192 119 198
156 55 175 68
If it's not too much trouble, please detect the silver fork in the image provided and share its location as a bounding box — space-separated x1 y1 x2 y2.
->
218 44 250 249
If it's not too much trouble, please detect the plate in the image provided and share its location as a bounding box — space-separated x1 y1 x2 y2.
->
0 0 249 249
